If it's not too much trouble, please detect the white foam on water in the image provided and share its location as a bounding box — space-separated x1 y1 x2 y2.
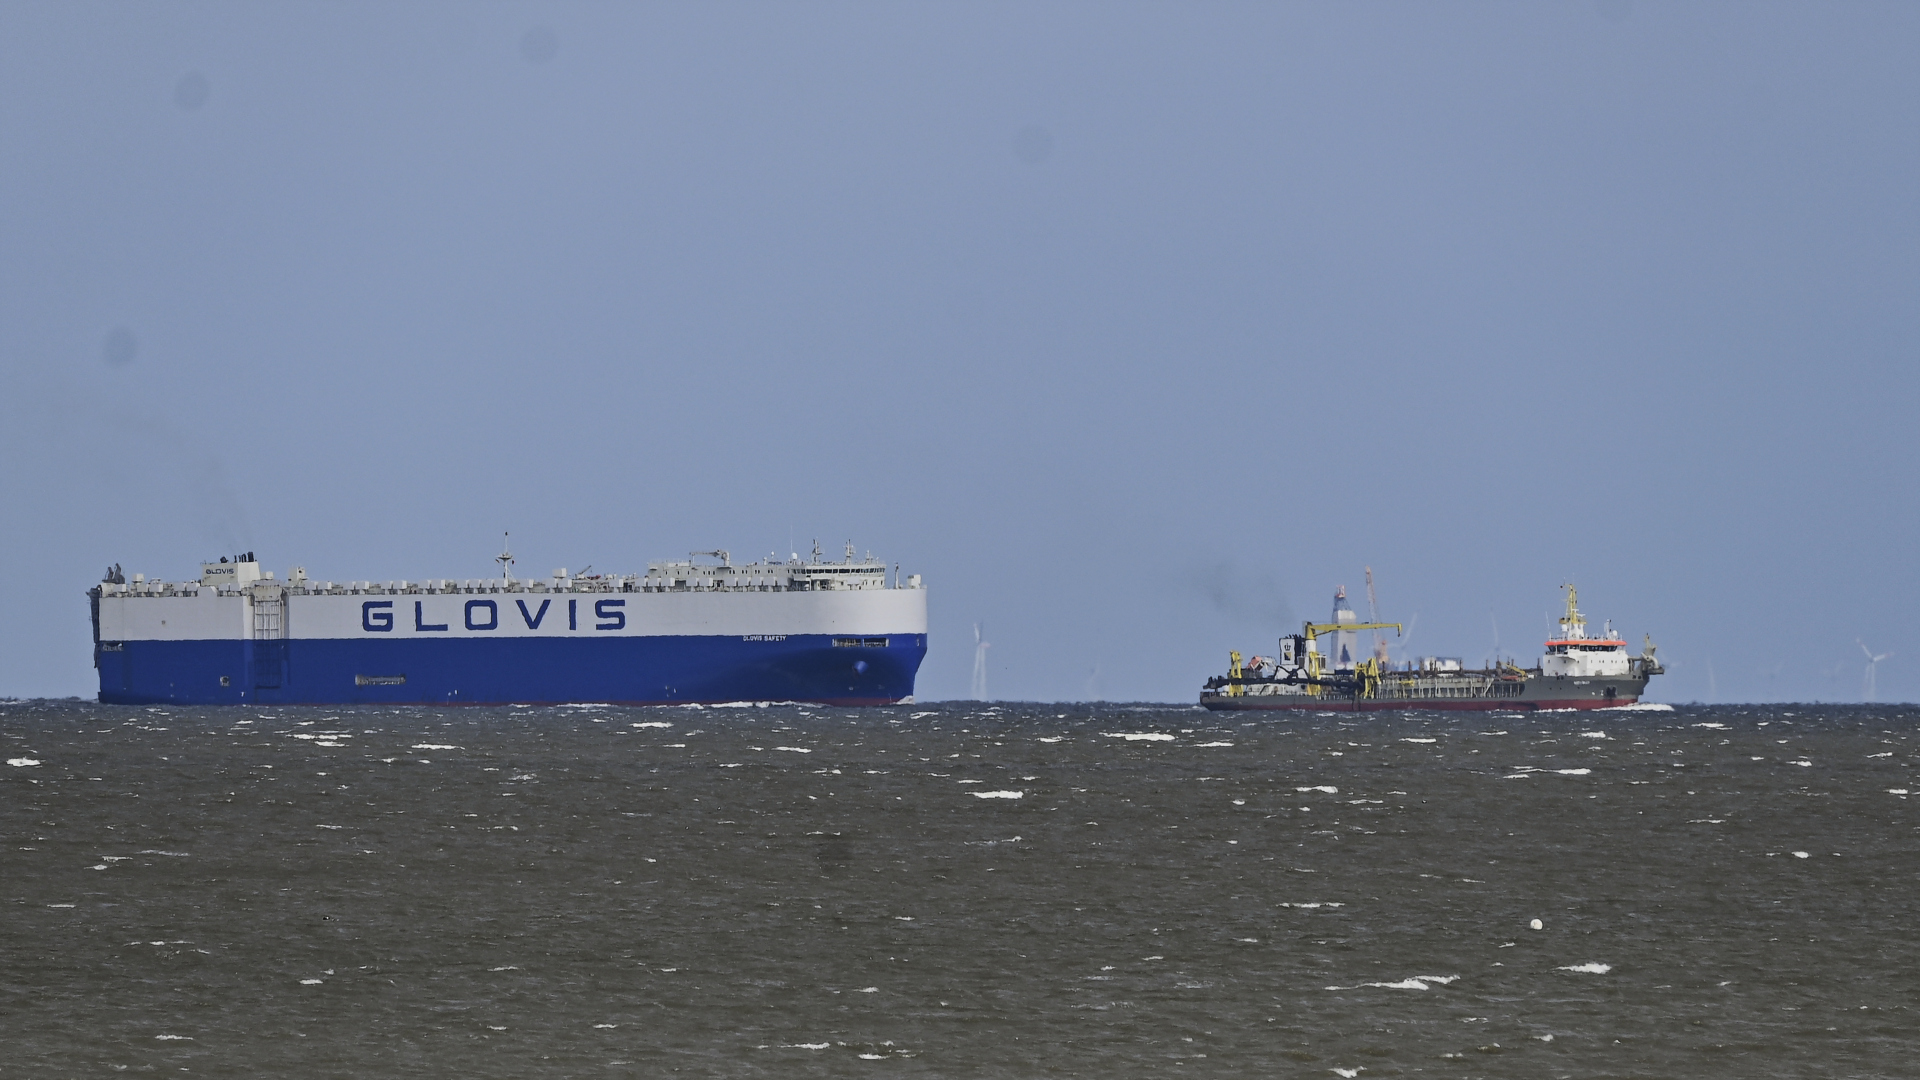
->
1195 741 1234 747
1793 851 1810 858
1332 1069 1361 1078
137 850 189 857
7 758 40 767
1558 963 1612 974
632 722 672 729
971 790 1025 799
1889 789 1909 795
300 978 323 985
154 1035 192 1041
854 986 879 993
1326 974 1456 991
1104 732 1175 741
1037 736 1064 743
1554 768 1592 776
956 779 982 784
773 746 811 753
1401 738 1437 744
490 966 519 971
1693 722 1729 729
719 763 742 768
48 903 74 908
1578 731 1609 739
594 1023 617 1029
1297 786 1338 794
786 1043 830 1050
412 744 459 750
1278 902 1344 909
910 711 937 719
316 824 343 830
1603 702 1674 711
1503 773 1533 779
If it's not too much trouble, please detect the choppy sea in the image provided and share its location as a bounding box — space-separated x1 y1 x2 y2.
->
3 700 1916 1078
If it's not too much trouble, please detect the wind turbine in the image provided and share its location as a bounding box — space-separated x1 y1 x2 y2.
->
971 623 992 700
1365 567 1388 664
1387 613 1421 666
1859 640 1892 702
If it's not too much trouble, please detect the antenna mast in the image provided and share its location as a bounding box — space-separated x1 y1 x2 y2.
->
1560 583 1586 640
496 533 515 581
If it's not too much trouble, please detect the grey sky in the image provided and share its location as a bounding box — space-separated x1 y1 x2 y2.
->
2 2 1914 703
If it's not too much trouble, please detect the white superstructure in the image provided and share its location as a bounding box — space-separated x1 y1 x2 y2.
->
1537 584 1631 677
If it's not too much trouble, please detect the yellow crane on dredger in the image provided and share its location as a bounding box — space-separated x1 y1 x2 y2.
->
1225 618 1402 697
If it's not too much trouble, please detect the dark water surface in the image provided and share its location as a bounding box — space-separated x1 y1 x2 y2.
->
4 701 1917 1078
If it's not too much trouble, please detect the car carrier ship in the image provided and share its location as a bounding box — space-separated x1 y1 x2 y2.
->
89 541 926 707
1201 583 1661 711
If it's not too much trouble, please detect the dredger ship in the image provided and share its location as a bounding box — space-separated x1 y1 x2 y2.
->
89 541 926 707
1201 583 1661 711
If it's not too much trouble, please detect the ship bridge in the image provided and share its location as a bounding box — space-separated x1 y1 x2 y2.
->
1538 585 1630 677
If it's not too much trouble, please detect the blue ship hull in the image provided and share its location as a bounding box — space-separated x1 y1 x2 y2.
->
95 634 927 707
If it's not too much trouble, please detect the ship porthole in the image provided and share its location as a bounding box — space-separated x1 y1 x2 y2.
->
853 660 869 674
220 676 231 687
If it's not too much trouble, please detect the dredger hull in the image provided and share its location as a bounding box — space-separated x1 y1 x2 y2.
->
1201 674 1652 712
